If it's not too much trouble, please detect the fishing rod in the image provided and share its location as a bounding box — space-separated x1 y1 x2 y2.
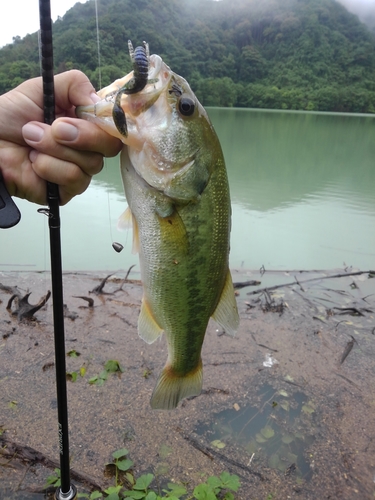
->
38 2 77 498
0 3 77 492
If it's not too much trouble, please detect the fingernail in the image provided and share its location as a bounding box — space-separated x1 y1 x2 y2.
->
29 150 38 163
54 122 79 142
23 123 44 143
90 92 101 103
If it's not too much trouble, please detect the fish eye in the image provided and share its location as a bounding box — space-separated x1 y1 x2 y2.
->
178 96 195 116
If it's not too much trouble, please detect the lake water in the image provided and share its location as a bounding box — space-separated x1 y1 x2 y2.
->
1 108 374 273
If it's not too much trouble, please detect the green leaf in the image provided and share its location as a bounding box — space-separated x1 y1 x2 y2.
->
123 491 146 499
260 426 275 439
116 458 134 471
219 472 240 492
106 493 120 500
164 483 187 496
207 475 222 490
89 376 98 385
301 404 314 414
99 370 108 380
223 493 235 500
280 400 290 411
105 360 124 373
67 349 80 357
193 483 216 500
211 439 226 449
133 473 154 490
112 448 129 459
104 485 122 495
66 371 78 382
90 492 103 499
126 472 135 485
282 434 294 444
145 493 158 500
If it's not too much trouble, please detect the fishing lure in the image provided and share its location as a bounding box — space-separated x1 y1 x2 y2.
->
113 40 153 136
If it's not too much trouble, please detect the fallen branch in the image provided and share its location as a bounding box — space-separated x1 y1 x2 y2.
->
175 428 264 481
245 270 374 295
0 436 103 492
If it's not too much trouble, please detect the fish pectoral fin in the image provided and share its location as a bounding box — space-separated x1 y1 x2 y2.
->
117 207 140 254
150 360 203 410
211 270 239 337
138 299 164 344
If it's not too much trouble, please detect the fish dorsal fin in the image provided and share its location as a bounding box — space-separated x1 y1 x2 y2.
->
138 298 164 344
211 270 239 337
117 206 140 254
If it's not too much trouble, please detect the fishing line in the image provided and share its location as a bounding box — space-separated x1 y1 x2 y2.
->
94 0 123 253
94 0 102 89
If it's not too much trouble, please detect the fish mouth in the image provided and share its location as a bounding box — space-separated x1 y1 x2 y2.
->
76 54 171 142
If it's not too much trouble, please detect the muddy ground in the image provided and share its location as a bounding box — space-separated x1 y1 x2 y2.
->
0 267 374 499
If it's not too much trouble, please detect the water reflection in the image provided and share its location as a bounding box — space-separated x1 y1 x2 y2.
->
1 109 374 271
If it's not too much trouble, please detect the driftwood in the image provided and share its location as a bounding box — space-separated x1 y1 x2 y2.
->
339 336 356 365
244 270 374 295
0 436 103 493
89 273 114 295
6 290 51 320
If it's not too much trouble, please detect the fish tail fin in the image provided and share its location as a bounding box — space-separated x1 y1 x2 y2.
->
150 360 203 410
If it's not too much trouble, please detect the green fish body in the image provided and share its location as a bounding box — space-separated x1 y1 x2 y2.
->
77 53 239 409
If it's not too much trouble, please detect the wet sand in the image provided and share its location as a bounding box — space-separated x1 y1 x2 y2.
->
0 268 374 499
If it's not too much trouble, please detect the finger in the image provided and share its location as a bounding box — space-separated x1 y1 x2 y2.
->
0 141 48 205
22 121 113 177
53 70 100 111
29 150 92 205
51 117 122 158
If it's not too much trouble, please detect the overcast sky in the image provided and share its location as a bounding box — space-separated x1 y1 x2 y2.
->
0 0 87 48
0 0 374 49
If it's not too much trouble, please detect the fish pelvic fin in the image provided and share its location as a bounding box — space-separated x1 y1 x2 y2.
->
138 298 164 344
117 206 140 254
211 269 239 337
150 360 203 410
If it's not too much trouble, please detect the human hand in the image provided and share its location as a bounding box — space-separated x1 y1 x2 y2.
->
0 70 122 205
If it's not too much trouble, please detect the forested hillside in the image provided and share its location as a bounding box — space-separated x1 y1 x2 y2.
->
1 0 375 112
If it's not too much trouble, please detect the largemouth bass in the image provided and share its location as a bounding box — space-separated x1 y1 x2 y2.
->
77 44 239 409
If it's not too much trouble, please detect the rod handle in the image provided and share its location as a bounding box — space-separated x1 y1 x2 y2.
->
0 171 21 229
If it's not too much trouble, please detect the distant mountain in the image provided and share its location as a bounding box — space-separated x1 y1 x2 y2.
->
1 0 375 112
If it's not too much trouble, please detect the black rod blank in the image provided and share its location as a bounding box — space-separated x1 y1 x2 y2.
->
39 1 76 498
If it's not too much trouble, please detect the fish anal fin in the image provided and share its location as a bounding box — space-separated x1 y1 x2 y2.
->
138 299 163 344
150 360 203 410
211 270 239 337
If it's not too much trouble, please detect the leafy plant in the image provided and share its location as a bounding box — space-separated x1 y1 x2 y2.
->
58 448 240 500
45 468 61 488
89 360 124 386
